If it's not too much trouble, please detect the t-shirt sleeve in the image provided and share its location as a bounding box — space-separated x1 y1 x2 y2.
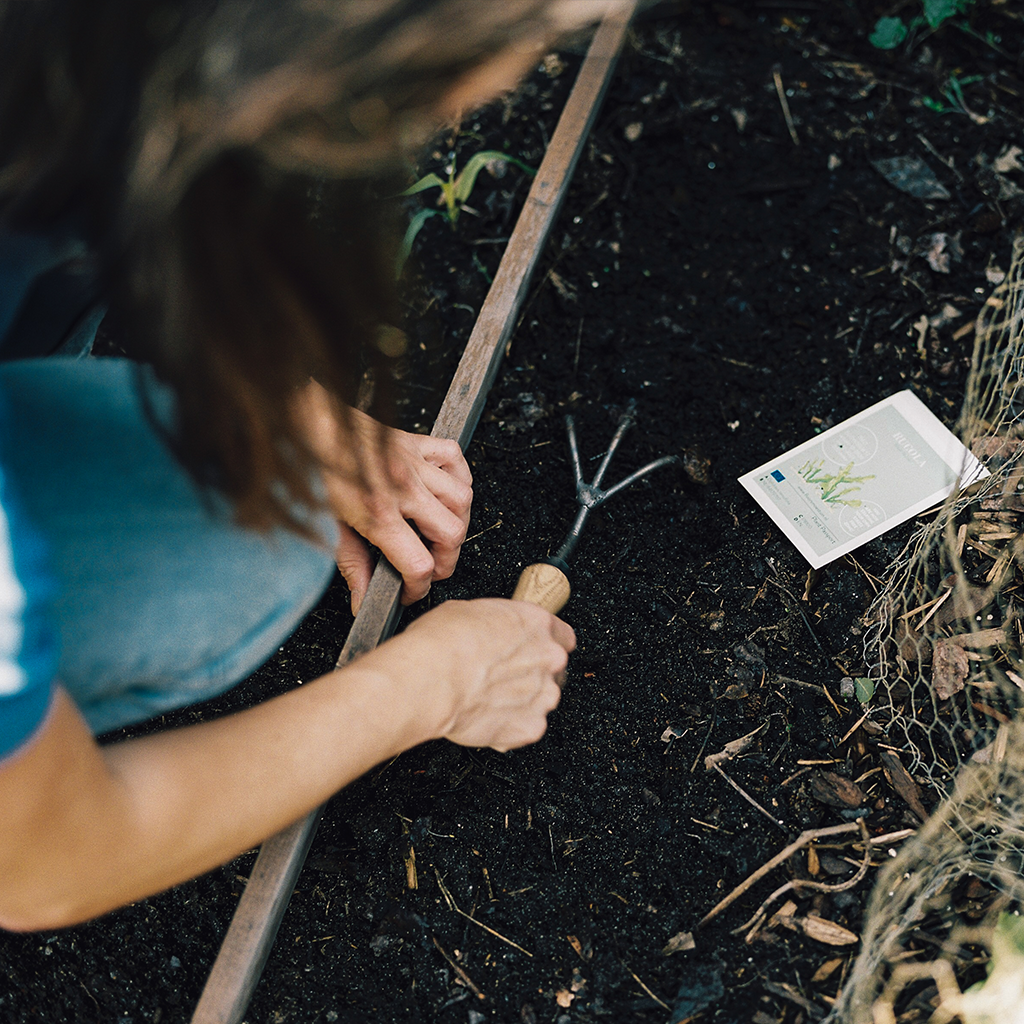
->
0 463 58 761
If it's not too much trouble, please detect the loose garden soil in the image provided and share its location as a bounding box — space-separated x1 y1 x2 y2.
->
3 2 1023 1022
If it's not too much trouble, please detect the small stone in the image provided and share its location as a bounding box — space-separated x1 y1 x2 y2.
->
624 122 643 142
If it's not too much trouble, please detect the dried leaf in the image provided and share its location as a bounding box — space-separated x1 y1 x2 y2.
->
811 958 845 983
809 771 865 809
894 620 930 663
704 723 767 770
879 749 929 822
807 844 820 877
681 447 712 486
932 638 969 700
935 581 994 626
662 931 696 955
799 915 859 946
566 934 592 961
871 155 950 200
719 682 749 700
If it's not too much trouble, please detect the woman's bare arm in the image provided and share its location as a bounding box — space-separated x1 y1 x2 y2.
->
0 599 573 932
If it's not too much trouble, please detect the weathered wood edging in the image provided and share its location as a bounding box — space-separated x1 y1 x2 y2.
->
190 6 636 1020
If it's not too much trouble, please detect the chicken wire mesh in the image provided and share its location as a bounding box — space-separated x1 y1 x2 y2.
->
828 232 1024 1022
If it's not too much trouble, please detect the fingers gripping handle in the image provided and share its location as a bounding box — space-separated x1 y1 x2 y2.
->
511 562 571 613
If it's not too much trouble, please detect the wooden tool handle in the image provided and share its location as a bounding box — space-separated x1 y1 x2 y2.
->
511 562 571 613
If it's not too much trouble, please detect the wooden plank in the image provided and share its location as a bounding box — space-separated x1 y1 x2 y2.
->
190 7 635 1022
433 2 635 447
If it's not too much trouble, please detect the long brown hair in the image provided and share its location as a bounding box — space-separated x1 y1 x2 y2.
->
0 0 612 534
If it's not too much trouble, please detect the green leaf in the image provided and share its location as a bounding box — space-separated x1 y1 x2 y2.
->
854 677 875 703
960 913 1024 1024
395 207 438 278
452 150 535 204
399 172 446 197
923 0 971 29
869 16 908 49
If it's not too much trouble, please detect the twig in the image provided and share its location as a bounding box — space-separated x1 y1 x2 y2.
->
865 828 915 846
697 823 859 929
690 715 715 773
837 710 870 747
452 906 534 957
711 762 786 831
432 935 486 1001
621 962 670 1010
918 588 952 631
465 520 502 543
843 554 880 594
780 677 843 716
773 64 800 145
733 821 873 937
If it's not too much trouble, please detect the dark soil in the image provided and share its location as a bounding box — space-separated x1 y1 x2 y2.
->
3 2 1024 1022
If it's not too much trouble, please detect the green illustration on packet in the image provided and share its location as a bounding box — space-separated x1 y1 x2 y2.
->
797 459 876 506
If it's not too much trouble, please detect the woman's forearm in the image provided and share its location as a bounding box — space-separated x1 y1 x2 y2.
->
0 661 429 932
0 598 571 933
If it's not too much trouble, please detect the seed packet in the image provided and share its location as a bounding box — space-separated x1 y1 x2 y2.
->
738 390 988 568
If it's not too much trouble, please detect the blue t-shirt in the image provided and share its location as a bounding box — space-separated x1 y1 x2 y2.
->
0 454 58 760
0 231 78 759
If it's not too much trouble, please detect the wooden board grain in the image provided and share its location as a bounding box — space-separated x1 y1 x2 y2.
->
190 6 635 1021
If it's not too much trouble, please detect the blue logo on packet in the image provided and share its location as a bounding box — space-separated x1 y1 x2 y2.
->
771 470 785 482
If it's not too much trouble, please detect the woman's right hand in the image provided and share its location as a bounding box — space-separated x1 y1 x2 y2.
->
365 598 576 753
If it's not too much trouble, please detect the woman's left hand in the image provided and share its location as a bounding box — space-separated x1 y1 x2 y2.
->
292 381 472 613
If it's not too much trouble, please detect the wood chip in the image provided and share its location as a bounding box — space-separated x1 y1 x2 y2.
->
932 639 969 699
879 750 929 823
946 627 1007 648
808 771 865 809
798 915 859 947
811 958 844 983
662 931 696 955
769 900 800 933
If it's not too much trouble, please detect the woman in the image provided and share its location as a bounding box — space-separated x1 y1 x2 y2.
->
0 0 624 931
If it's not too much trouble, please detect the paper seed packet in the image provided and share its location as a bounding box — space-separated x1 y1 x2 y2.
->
738 390 988 569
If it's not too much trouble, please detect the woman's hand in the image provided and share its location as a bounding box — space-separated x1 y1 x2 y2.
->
292 380 472 613
366 599 576 752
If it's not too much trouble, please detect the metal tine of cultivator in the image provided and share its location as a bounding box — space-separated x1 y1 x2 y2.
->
555 402 678 565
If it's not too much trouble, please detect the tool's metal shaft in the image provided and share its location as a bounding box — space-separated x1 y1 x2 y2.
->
552 404 677 567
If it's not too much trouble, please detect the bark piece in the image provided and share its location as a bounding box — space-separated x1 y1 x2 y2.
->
879 750 929 823
932 639 969 700
808 771 865 809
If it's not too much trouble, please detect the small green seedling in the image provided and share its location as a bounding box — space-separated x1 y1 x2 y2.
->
869 0 974 50
395 149 535 276
401 150 535 227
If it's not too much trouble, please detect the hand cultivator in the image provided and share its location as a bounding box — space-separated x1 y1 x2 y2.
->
512 400 679 613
